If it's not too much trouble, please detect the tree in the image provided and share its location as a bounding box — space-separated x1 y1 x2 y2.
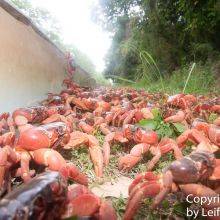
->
95 0 220 80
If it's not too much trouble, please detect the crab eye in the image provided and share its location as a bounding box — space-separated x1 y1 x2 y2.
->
203 160 208 166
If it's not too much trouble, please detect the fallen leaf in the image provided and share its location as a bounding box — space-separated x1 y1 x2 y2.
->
91 176 133 198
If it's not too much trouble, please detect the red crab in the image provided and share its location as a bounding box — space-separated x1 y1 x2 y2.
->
123 144 220 220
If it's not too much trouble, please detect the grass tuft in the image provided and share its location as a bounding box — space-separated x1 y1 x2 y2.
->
112 62 219 95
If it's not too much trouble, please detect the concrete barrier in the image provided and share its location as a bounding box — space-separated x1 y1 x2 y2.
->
0 1 93 112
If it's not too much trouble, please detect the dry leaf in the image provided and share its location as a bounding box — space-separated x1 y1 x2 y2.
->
91 176 133 198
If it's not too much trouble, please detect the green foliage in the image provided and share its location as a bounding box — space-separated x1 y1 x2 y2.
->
130 62 219 94
209 113 219 123
70 147 96 181
112 196 126 219
182 62 196 93
138 108 186 139
96 0 220 85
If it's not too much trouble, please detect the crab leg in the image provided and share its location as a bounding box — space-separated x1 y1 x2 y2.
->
145 146 161 171
0 146 18 187
19 151 32 182
151 171 173 208
99 123 112 135
124 172 162 220
164 110 185 123
87 134 103 177
65 131 104 177
209 159 220 181
118 143 150 171
30 148 88 185
103 131 128 166
177 129 210 147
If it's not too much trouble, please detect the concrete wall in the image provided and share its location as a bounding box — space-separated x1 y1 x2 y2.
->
0 6 66 113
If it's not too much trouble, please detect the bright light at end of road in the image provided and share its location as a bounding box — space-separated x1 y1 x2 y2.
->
31 0 111 72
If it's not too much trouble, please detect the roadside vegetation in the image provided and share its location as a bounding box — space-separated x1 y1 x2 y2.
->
93 0 220 94
114 62 220 94
9 0 219 94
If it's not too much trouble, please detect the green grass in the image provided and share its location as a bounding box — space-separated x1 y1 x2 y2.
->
112 63 220 95
92 72 113 86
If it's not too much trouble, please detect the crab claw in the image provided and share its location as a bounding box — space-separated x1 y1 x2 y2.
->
144 138 183 171
30 148 88 185
124 170 174 220
128 172 159 194
208 124 220 147
42 114 67 124
0 132 15 146
158 138 183 159
164 110 185 123
64 184 117 219
176 129 210 148
118 143 150 171
134 128 158 145
78 121 95 134
60 163 89 186
64 131 88 149
63 184 101 218
87 134 104 177
98 201 117 220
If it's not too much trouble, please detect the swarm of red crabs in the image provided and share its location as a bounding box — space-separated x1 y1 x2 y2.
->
0 55 219 219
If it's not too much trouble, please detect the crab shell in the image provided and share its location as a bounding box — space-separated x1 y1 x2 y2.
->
17 122 70 150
